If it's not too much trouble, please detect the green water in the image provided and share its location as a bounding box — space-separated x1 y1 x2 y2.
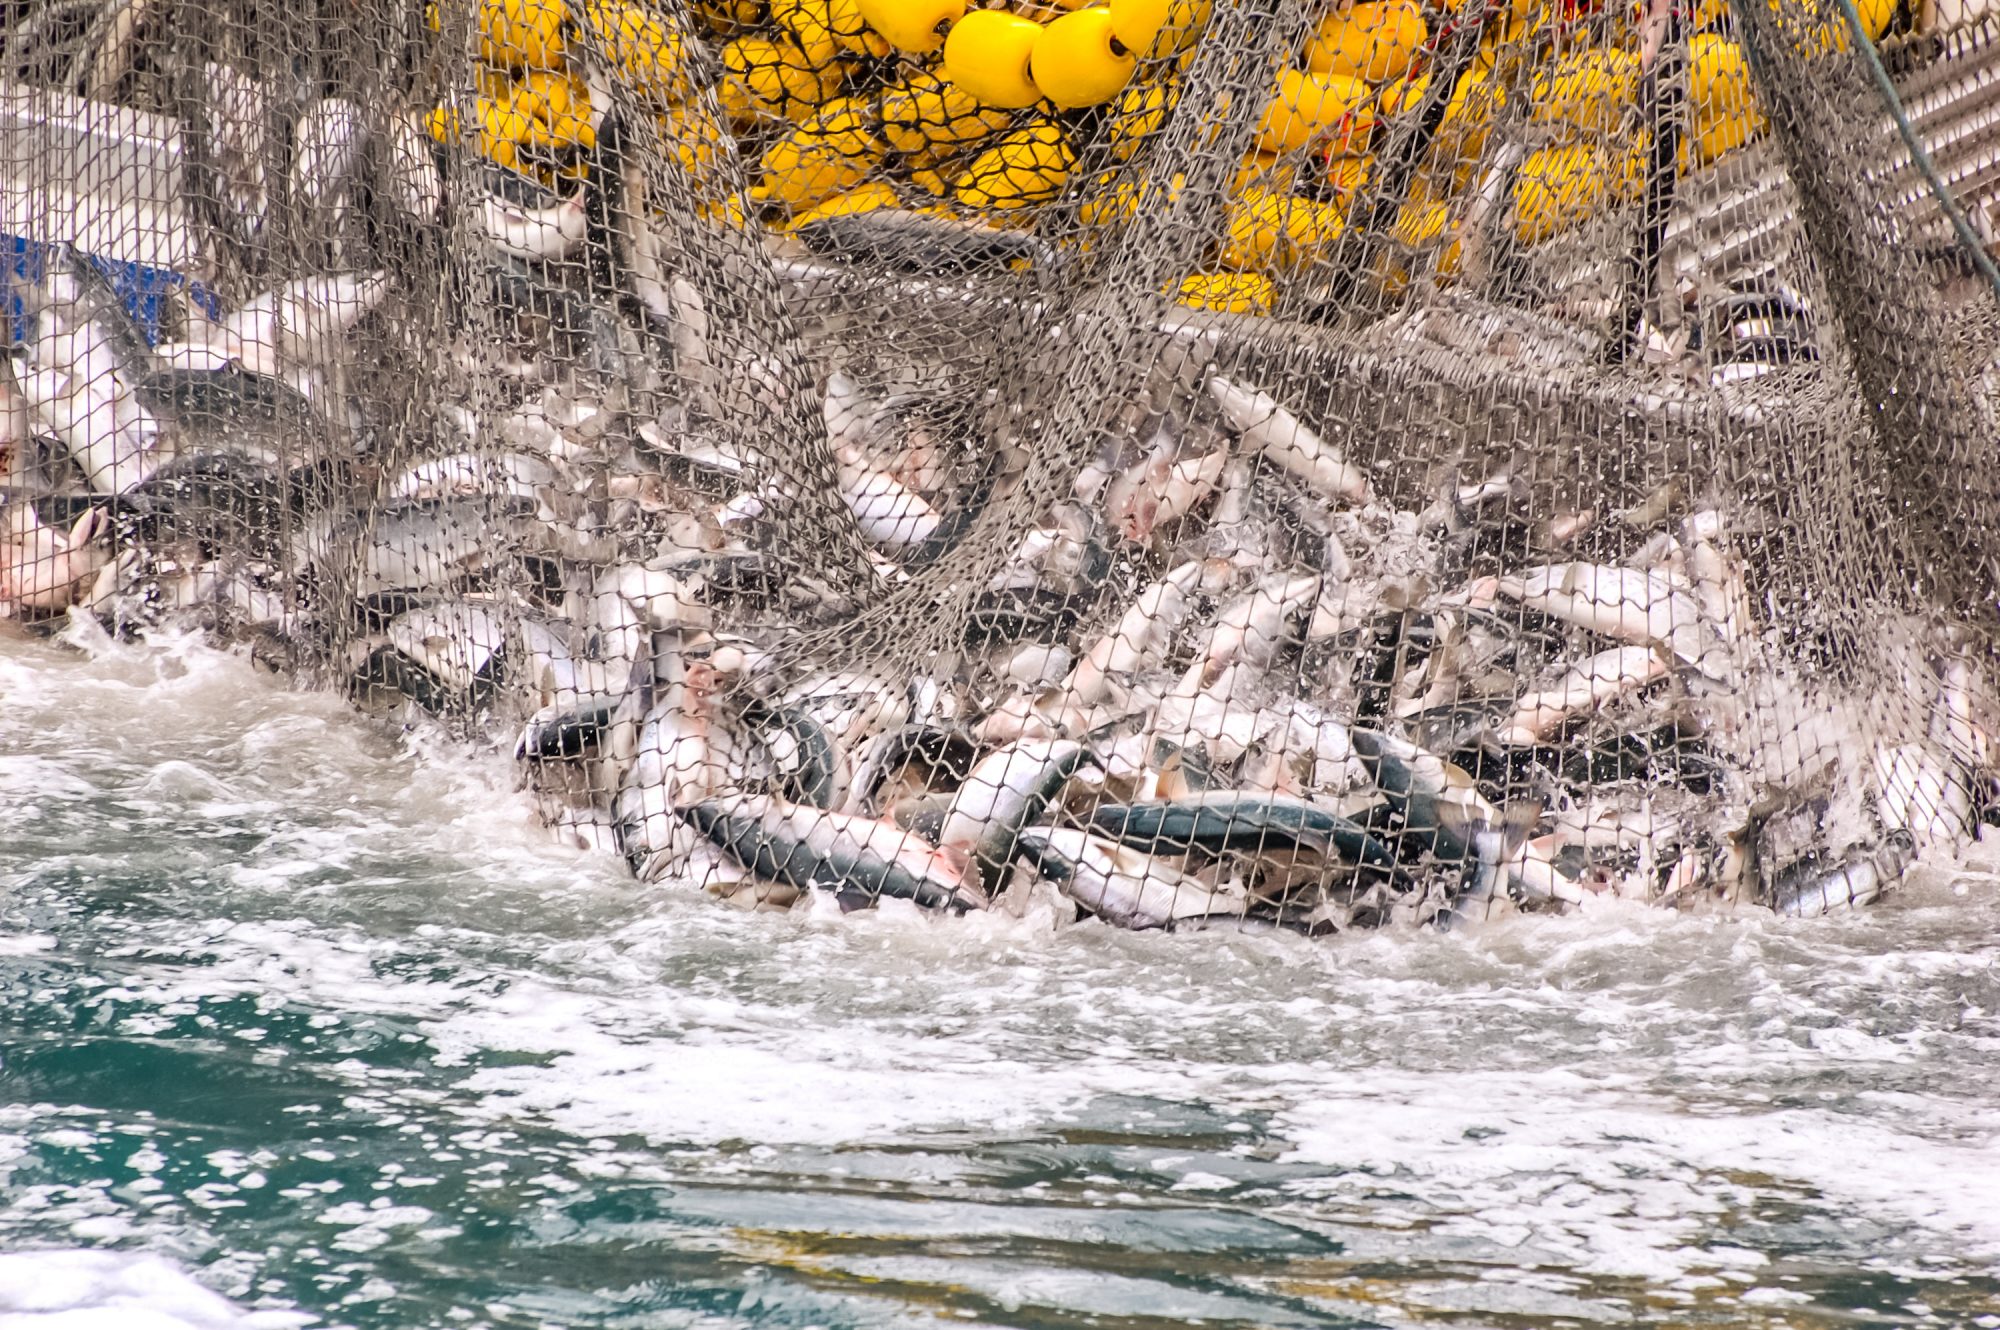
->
3 629 1999 1329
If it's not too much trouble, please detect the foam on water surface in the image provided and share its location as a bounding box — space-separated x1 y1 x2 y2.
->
3 632 2000 1329
0 1249 314 1330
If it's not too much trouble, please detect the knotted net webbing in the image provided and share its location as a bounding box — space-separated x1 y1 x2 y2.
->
2 0 1995 928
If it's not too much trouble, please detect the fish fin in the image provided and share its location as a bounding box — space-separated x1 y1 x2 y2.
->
1077 715 1130 748
64 505 104 548
1496 799 1544 857
1558 561 1585 596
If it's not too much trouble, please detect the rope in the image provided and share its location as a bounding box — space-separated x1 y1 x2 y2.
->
1835 0 2000 302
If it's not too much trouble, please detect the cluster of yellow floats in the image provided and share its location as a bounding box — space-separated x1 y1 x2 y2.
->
427 0 1899 316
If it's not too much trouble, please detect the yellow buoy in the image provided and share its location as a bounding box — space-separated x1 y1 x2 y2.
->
1107 79 1173 160
1169 0 1215 52
1378 199 1462 290
1512 142 1609 245
446 0 567 71
1500 0 1553 43
770 0 843 60
953 119 1076 208
1687 33 1763 166
907 163 956 196
1383 64 1502 186
879 69 1015 153
717 33 846 125
1305 0 1427 84
1765 0 1896 55
1113 0 1210 56
1323 151 1371 202
755 116 885 212
1375 69 1425 116
1254 69 1373 155
1230 150 1294 194
822 0 895 55
1031 8 1138 109
1220 188 1345 274
654 103 735 184
701 191 751 226
582 1 689 102
517 69 595 147
856 0 966 53
429 92 563 171
424 104 461 144
1527 47 1639 142
943 10 1047 109
515 69 580 120
1079 170 1184 226
692 0 765 32
1176 271 1276 313
1392 198 1447 247
790 94 881 155
1109 0 1170 50
789 180 906 228
473 65 514 101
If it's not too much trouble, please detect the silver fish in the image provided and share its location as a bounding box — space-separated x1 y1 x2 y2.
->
291 97 367 217
934 738 1098 890
18 262 169 492
1106 413 1230 544
1063 558 1214 707
391 451 565 520
1208 375 1372 507
1496 645 1673 746
479 186 588 262
15 367 167 493
614 643 731 871
1498 561 1711 664
519 617 626 703
602 562 712 634
383 110 445 222
202 61 271 239
1015 826 1248 930
0 504 108 613
1771 833 1914 918
1870 744 1973 852
385 601 509 695
214 271 390 376
1189 571 1322 687
834 442 943 550
683 792 986 911
315 496 610 597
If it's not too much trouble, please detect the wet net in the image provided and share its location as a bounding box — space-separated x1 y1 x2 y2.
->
3 0 1996 930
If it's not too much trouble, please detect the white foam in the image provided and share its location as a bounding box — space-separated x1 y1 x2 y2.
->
5 630 2000 1319
0 1250 312 1329
1273 1067 2000 1281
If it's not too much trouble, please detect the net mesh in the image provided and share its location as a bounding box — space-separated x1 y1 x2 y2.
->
3 0 1996 929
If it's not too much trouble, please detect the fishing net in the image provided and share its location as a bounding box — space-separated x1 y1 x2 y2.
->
3 0 1996 930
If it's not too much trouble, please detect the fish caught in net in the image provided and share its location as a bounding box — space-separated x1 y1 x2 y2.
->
2 0 1995 931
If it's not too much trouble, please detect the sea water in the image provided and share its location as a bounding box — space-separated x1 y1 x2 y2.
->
3 626 1998 1329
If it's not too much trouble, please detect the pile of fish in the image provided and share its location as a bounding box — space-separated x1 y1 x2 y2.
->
4 78 1997 933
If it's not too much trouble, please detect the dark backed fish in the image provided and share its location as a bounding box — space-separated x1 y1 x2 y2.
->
1081 792 1407 882
1770 832 1914 918
793 208 1053 277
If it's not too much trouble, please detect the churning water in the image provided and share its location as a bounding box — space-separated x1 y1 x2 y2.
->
2 625 1998 1330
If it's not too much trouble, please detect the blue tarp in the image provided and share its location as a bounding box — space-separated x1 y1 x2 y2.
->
5 234 220 348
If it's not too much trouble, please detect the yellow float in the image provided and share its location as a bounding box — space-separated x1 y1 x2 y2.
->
1305 0 1427 84
1255 69 1373 155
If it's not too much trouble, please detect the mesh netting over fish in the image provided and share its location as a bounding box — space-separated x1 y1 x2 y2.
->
3 0 1997 930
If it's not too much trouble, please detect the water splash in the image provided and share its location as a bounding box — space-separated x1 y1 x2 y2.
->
3 632 1998 1329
